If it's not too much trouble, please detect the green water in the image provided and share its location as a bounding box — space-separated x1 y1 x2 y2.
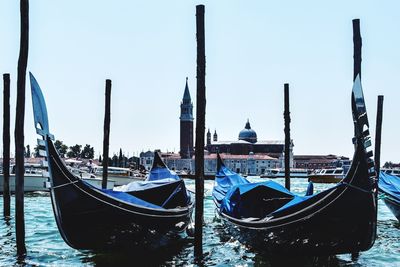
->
0 178 399 266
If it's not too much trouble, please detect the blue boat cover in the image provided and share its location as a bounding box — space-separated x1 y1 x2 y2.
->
114 178 179 192
213 164 317 219
83 180 165 209
212 165 250 207
147 166 180 181
101 188 165 209
379 171 400 203
85 157 187 210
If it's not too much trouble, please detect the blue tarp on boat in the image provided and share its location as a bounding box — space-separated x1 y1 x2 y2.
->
147 166 180 181
83 180 165 209
114 178 179 192
212 165 250 207
101 188 165 209
379 171 400 203
212 164 316 219
83 153 188 210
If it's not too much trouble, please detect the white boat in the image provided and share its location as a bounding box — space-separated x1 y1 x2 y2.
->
0 163 114 193
260 168 309 178
91 166 146 186
308 168 345 183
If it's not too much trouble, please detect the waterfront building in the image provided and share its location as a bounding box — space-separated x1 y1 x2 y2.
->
206 120 294 164
156 152 278 176
293 155 350 170
138 81 293 175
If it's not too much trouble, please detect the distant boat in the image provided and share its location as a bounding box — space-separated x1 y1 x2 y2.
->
308 168 346 183
260 168 308 179
379 171 400 221
0 163 114 192
91 166 146 185
29 73 194 250
212 74 377 255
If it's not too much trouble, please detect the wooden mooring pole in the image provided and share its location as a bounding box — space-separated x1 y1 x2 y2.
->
374 95 384 176
194 4 206 259
102 79 112 189
284 83 291 190
15 0 29 256
3 73 11 217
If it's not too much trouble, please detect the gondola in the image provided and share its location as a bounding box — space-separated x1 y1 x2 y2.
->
29 73 194 250
212 78 377 254
379 171 400 221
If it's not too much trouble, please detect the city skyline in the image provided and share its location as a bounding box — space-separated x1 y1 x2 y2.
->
0 1 399 164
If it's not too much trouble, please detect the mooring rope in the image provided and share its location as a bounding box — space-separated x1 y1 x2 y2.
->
341 182 374 194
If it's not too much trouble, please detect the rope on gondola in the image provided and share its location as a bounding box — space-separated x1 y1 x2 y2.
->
341 182 374 194
51 180 79 189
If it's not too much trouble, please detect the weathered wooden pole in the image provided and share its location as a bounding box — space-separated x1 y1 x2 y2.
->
101 79 111 189
352 19 362 80
15 0 29 256
284 83 291 190
374 95 384 176
3 73 11 217
194 4 206 259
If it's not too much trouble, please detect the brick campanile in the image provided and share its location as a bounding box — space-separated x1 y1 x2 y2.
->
179 77 194 159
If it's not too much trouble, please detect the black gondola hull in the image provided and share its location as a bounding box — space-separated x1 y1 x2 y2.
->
218 186 376 255
215 139 377 255
48 140 193 250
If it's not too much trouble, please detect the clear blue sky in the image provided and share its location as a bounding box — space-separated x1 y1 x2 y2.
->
0 1 399 164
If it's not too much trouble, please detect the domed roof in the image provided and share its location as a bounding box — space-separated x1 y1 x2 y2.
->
238 120 257 143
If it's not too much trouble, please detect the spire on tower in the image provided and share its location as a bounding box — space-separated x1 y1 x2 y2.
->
245 119 251 129
207 128 211 145
213 129 218 142
179 77 194 159
182 77 191 104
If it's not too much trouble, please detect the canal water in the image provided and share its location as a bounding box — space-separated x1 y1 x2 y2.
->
0 178 399 266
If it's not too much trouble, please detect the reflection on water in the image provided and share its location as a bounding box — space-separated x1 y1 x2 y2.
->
0 178 399 266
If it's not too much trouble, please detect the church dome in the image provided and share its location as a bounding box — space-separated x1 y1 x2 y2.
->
238 120 257 143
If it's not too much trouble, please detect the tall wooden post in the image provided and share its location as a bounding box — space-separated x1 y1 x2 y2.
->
3 73 11 217
15 0 29 256
194 4 206 259
102 79 111 189
374 95 384 176
352 19 362 80
284 83 291 190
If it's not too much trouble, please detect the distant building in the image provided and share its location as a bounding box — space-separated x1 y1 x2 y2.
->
205 120 294 167
159 152 278 176
140 78 297 176
202 153 279 176
293 155 350 170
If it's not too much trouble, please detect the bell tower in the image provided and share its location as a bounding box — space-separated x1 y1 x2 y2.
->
180 77 194 159
207 128 211 145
